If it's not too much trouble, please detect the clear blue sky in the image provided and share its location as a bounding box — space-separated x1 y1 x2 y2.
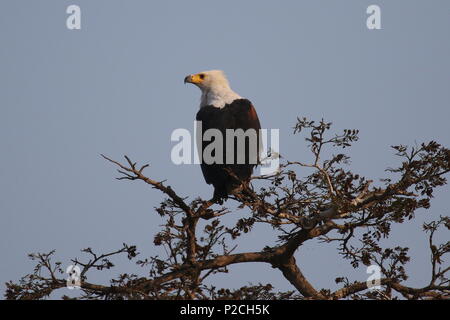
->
1 0 449 298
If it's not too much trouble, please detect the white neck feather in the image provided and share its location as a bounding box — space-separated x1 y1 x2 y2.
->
200 85 241 109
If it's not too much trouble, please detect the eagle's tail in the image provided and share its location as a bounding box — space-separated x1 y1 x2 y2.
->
212 186 228 205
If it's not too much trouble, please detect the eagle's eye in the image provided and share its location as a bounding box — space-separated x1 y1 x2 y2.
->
199 74 205 80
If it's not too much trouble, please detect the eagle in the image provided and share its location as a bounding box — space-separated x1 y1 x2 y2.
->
184 70 262 203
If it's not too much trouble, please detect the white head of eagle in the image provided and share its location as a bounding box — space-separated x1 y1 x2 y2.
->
184 70 242 109
184 70 262 203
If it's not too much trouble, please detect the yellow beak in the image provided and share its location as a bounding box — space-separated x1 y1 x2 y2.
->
184 74 203 84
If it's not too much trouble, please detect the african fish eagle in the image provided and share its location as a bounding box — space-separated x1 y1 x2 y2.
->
184 70 261 203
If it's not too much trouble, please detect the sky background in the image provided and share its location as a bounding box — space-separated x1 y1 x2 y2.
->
1 0 449 299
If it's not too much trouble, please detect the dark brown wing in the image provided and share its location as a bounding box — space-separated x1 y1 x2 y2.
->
196 99 261 200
